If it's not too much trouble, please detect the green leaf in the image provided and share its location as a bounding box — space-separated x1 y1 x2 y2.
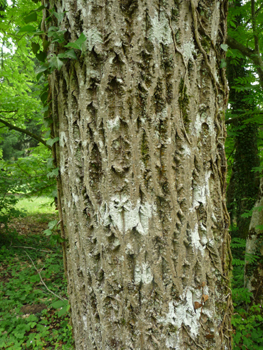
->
47 168 59 178
44 229 53 236
220 59 227 68
32 29 45 37
48 26 59 33
40 91 48 104
241 209 253 218
46 137 59 147
221 44 228 52
53 12 65 24
31 42 40 54
18 25 37 34
51 300 68 309
58 305 68 317
36 51 47 63
43 40 49 51
35 65 48 80
65 32 86 51
48 220 58 230
35 5 45 12
24 12 38 24
49 56 64 70
58 49 77 60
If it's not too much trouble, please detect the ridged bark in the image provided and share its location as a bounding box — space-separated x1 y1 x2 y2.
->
43 0 232 349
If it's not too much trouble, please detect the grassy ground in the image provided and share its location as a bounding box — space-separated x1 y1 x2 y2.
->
0 197 74 349
15 196 55 215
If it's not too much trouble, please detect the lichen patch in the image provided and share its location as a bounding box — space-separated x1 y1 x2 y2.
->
158 289 201 337
134 262 153 284
99 196 155 234
149 13 173 45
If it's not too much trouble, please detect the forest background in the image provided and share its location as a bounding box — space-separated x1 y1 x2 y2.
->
0 0 263 349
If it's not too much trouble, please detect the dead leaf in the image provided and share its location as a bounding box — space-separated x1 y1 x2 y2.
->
202 294 209 303
194 301 202 310
205 334 214 340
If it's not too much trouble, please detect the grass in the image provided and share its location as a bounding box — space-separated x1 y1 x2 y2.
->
0 197 74 350
15 196 55 215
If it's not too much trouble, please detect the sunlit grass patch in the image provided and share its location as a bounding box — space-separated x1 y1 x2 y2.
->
15 196 55 215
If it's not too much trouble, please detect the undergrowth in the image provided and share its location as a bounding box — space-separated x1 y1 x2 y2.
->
231 237 263 350
0 215 74 350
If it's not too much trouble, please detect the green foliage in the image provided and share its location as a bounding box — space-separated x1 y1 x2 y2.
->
0 155 25 227
0 219 73 349
230 234 263 349
5 144 56 197
232 305 263 350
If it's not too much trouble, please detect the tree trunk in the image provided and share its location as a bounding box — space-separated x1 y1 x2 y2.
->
226 22 260 240
43 1 232 349
244 178 263 304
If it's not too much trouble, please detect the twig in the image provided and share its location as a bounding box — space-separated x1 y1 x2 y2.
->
11 246 52 253
0 116 51 149
25 250 67 301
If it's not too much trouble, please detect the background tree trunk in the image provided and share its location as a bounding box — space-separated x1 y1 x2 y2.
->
226 1 260 241
43 0 232 349
244 178 263 304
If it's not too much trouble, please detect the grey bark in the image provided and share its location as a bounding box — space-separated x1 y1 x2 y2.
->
244 178 263 304
43 0 232 349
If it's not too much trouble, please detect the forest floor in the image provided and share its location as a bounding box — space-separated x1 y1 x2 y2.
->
0 199 74 350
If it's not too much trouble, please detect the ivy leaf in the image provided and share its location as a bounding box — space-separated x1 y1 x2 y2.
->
48 26 59 33
24 12 37 24
221 44 228 52
53 11 65 24
36 51 47 63
220 59 227 68
46 137 59 147
43 40 50 51
47 27 66 43
65 32 87 51
35 65 48 80
58 49 77 60
40 91 48 104
31 42 40 54
47 168 59 178
49 56 64 70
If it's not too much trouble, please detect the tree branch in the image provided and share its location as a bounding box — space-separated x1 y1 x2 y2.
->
0 117 51 150
225 110 263 125
226 36 263 89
